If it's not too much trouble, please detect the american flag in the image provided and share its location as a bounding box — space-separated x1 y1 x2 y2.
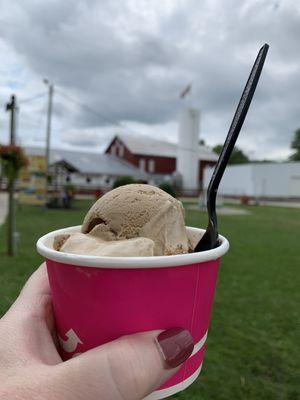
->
179 84 192 99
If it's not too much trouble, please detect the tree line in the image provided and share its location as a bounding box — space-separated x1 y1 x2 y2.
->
212 128 300 164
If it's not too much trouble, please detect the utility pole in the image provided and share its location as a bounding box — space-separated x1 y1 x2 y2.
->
6 94 17 256
44 80 54 198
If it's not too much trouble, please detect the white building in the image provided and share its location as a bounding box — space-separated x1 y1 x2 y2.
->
203 162 300 199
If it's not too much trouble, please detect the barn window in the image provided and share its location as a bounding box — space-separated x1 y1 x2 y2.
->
139 158 146 171
118 144 124 157
148 159 155 173
111 145 116 156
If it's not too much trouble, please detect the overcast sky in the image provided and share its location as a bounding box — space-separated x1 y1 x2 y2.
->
0 0 299 160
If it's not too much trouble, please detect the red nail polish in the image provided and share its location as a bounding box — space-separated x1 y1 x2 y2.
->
156 327 194 369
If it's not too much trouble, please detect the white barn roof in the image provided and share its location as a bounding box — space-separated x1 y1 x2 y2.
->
24 147 147 178
114 134 218 161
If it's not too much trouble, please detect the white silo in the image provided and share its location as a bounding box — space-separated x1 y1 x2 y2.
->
177 108 200 192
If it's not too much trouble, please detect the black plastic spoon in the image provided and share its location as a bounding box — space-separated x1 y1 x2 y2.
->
195 43 269 252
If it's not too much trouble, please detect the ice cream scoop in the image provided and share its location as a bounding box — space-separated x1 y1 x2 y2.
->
56 184 190 257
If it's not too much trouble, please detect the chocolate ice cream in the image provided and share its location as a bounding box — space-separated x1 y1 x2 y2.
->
55 184 190 257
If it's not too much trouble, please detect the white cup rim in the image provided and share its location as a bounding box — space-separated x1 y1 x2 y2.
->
36 225 229 269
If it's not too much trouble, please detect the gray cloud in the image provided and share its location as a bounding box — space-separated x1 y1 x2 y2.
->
0 0 299 159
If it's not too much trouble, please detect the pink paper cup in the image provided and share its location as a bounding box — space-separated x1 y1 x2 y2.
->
37 226 229 400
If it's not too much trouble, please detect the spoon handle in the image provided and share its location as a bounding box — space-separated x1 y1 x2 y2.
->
195 43 269 252
208 44 269 200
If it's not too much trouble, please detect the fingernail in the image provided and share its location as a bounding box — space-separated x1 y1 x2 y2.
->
156 327 194 369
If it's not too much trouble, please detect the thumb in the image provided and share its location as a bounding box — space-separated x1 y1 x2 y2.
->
56 328 194 400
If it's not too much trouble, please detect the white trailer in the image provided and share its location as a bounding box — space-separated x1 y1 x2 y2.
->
203 162 300 199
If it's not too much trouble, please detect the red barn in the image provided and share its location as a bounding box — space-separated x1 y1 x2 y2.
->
105 134 218 188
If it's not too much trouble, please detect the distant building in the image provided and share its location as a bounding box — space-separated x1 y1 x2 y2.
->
22 129 218 195
204 162 300 199
105 132 218 191
24 147 147 192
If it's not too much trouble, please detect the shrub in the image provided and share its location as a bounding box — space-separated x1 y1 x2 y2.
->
113 176 135 189
158 182 177 198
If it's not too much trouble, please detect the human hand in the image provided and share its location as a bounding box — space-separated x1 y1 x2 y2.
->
0 264 194 400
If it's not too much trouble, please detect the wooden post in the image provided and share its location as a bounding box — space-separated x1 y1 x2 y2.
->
6 95 17 256
44 82 54 203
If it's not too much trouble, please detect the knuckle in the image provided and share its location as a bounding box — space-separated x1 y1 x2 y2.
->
106 337 150 400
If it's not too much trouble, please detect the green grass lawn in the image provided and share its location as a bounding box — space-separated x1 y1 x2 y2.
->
0 200 299 399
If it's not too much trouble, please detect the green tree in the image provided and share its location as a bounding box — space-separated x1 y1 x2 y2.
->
289 128 300 161
212 145 249 164
113 176 135 188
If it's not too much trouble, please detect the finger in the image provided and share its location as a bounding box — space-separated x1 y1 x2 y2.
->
17 263 59 347
19 263 51 304
9 263 52 324
55 328 194 400
1 264 61 366
5 263 50 314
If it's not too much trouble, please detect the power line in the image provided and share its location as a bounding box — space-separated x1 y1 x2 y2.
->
17 87 185 150
19 92 47 105
55 90 200 152
55 89 154 141
16 87 137 138
55 89 126 129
